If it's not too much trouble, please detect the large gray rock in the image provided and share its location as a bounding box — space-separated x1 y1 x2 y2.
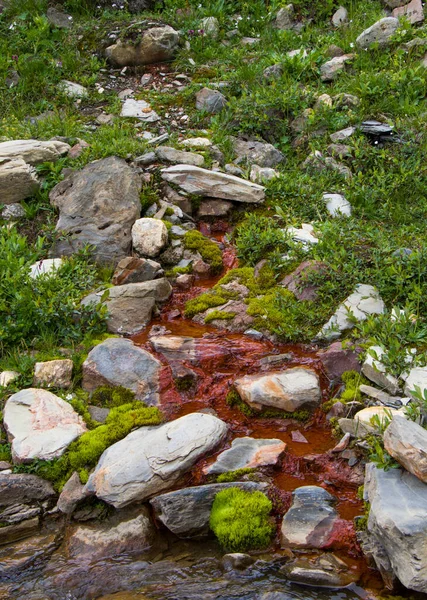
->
203 437 286 475
195 88 227 113
3 389 87 464
81 278 172 335
0 474 55 506
82 337 162 404
384 416 427 483
161 165 265 203
234 367 321 413
85 413 228 508
0 158 39 204
275 4 302 31
131 218 169 258
0 139 70 165
106 26 179 67
356 17 400 49
232 138 285 168
150 482 268 538
50 156 141 265
281 486 339 549
364 463 427 593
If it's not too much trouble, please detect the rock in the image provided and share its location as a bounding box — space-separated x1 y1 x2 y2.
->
88 405 110 423
223 553 255 571
233 138 285 168
198 199 233 218
176 273 195 289
29 258 63 279
0 370 19 387
303 151 352 178
275 4 301 31
356 17 400 49
120 99 160 122
263 64 283 80
317 284 385 340
234 367 321 413
204 437 286 475
47 7 73 28
195 88 227 113
359 120 397 144
0 158 39 204
332 6 348 27
250 165 279 183
322 192 351 217
359 384 402 408
132 218 169 258
385 0 409 6
364 463 427 593
314 93 333 108
384 416 427 483
0 517 40 546
150 335 196 362
59 80 88 98
112 257 163 285
326 143 353 159
33 359 73 389
182 137 212 149
5 70 20 88
320 55 354 82
1 202 26 220
282 554 357 587
0 474 55 506
3 388 87 463
330 126 356 142
318 342 361 381
82 278 172 336
57 472 88 514
200 16 219 37
392 0 424 24
333 93 360 107
281 486 339 549
156 146 204 167
281 260 327 301
355 406 405 430
50 157 141 265
86 413 228 508
361 346 400 395
150 481 268 538
134 151 157 166
286 223 318 246
161 165 265 203
82 337 161 403
0 139 70 165
403 366 427 397
106 26 179 67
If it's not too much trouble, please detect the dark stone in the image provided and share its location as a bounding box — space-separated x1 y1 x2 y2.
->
318 341 361 382
0 474 56 507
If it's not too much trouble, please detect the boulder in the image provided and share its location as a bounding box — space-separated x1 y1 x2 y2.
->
105 26 179 67
82 337 162 403
161 165 265 203
0 474 55 506
361 346 400 395
0 139 70 165
29 258 63 279
403 366 427 397
203 437 286 475
320 55 354 82
0 158 39 204
356 17 400 49
195 88 227 113
332 6 349 27
150 335 196 362
318 342 361 381
132 218 169 258
3 388 87 463
232 138 285 168
155 146 204 167
392 0 424 24
384 416 427 483
234 367 321 413
50 156 141 265
33 359 73 389
85 413 228 508
150 481 268 538
112 256 163 285
281 486 339 549
322 193 351 217
317 284 385 340
364 463 427 593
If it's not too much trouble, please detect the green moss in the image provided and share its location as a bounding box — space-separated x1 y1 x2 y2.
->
210 487 274 552
183 230 223 273
91 385 135 408
216 468 257 483
172 265 192 275
184 292 228 318
0 444 12 462
204 310 236 324
226 389 254 417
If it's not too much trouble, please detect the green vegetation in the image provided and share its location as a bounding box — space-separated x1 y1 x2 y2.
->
209 487 274 552
216 467 256 483
90 385 136 408
183 230 223 273
204 310 235 324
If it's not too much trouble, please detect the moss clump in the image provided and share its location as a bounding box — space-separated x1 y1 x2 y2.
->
184 292 228 318
183 230 223 274
339 370 369 403
91 385 136 408
0 444 12 462
226 389 254 417
204 310 236 324
216 468 256 483
210 487 274 552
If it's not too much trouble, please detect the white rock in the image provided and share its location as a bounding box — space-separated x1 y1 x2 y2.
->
59 80 88 98
361 346 400 395
322 193 351 217
330 127 355 143
286 224 318 246
120 99 161 122
29 258 63 279
132 218 169 257
356 17 400 50
320 55 354 82
181 137 212 148
33 359 74 389
403 366 427 398
0 139 70 165
0 371 19 387
332 6 349 27
0 158 39 204
200 16 219 37
355 406 406 429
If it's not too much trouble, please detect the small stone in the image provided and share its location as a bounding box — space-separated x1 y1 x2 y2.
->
361 346 400 395
291 430 308 443
203 437 286 475
323 193 352 217
332 6 348 27
29 258 63 279
47 7 73 29
198 199 233 218
33 359 73 389
200 16 219 37
326 143 353 159
0 371 20 387
326 44 345 58
320 55 354 82
181 137 212 148
263 64 283 80
223 553 254 570
59 80 88 98
392 0 424 24
112 256 163 285
175 274 195 290
0 158 39 205
314 93 333 108
196 88 227 113
120 99 160 122
57 472 88 514
330 126 356 142
155 146 204 167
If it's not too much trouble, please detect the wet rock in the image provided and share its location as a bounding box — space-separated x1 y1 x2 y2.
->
356 17 400 49
82 337 161 404
281 553 358 587
195 88 227 113
361 346 400 395
223 553 255 571
0 517 40 546
0 158 40 204
86 413 228 508
384 416 427 483
105 26 179 67
320 55 354 82
233 138 285 168
203 437 286 475
0 370 20 387
59 80 88 98
33 359 73 389
291 430 308 443
4 388 86 464
150 335 196 362
0 474 55 506
364 463 427 593
280 260 327 301
156 146 204 167
112 257 163 285
150 481 268 538
317 284 385 340
198 199 233 218
323 193 351 217
281 486 339 549
29 258 63 279
332 6 349 27
120 99 160 122
0 532 59 578
132 218 169 258
161 165 265 203
392 0 424 24
318 341 361 381
82 279 172 335
57 472 88 515
234 367 321 413
1 202 26 220
0 139 70 165
194 300 255 333
403 365 427 397
50 156 141 265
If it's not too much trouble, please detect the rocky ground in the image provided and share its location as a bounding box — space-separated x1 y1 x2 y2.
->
1 0 427 598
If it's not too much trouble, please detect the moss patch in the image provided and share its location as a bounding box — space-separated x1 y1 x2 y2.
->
216 468 257 483
183 230 223 273
204 310 236 324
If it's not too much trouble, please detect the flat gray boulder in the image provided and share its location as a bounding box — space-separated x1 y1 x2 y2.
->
106 26 179 67
0 139 70 165
156 146 204 167
161 165 265 203
85 413 228 508
356 17 400 49
4 389 87 464
150 481 268 538
82 337 162 404
203 437 286 475
384 416 427 483
0 158 39 204
50 156 141 265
